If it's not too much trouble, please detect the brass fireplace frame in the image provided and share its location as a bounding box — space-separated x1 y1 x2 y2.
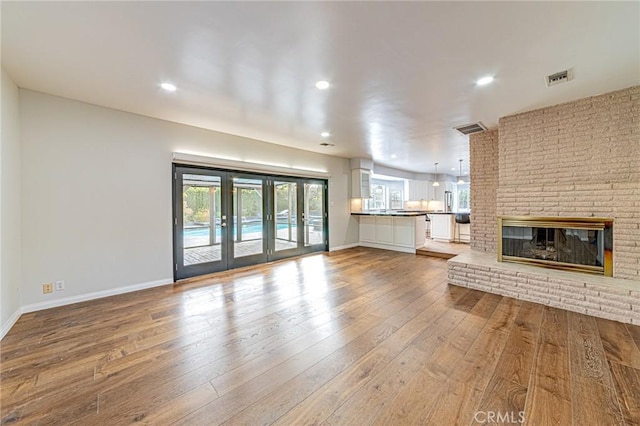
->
497 216 613 276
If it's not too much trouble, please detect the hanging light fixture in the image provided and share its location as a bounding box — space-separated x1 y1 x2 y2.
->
457 159 465 184
432 162 440 187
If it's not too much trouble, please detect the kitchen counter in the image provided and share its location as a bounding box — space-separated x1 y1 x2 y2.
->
353 214 426 253
351 211 427 217
426 212 471 215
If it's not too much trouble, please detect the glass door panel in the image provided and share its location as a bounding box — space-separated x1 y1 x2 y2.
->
303 182 326 249
267 179 302 261
229 176 268 268
183 174 221 264
174 167 229 280
274 181 298 252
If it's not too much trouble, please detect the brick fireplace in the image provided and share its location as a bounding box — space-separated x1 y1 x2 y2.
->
448 85 640 324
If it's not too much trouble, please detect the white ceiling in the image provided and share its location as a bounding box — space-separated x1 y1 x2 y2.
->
2 2 639 174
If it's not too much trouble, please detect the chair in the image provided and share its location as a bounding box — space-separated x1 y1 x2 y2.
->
454 213 470 243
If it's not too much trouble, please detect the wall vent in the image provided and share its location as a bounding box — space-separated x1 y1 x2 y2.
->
545 69 573 87
453 122 487 136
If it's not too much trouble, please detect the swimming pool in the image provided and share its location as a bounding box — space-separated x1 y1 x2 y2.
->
184 223 297 238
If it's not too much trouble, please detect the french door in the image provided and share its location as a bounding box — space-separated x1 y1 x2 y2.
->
173 165 327 280
301 180 327 253
174 167 229 279
269 178 301 261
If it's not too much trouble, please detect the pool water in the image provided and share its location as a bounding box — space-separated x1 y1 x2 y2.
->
184 223 296 238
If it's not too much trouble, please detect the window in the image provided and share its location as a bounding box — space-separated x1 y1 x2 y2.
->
390 190 403 209
361 177 405 211
370 184 387 210
456 183 470 212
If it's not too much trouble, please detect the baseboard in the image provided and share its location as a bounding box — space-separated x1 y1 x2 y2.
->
0 308 23 340
21 278 173 314
329 242 359 252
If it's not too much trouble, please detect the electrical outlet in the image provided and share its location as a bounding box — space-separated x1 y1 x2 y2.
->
55 280 65 291
43 283 53 294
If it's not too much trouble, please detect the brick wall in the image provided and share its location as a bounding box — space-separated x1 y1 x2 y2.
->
497 85 640 281
470 129 499 253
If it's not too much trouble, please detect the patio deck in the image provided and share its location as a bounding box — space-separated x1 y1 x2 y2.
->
184 232 323 266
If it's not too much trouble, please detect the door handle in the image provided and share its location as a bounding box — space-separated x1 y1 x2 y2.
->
221 222 227 227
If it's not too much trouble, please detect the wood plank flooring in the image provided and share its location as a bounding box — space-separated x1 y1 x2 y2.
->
1 247 639 425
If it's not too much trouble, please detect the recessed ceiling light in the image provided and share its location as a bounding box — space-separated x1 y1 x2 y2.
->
160 82 177 92
451 167 456 171
476 76 494 86
391 154 397 159
321 131 331 138
315 80 330 90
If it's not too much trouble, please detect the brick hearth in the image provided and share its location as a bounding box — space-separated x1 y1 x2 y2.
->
448 251 640 325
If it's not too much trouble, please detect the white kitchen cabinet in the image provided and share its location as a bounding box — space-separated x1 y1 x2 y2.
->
432 184 441 203
393 216 416 248
375 216 394 244
407 180 416 200
359 216 376 242
356 214 426 253
408 180 430 201
351 169 371 198
430 213 455 242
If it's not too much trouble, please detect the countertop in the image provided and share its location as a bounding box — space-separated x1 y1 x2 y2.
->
428 212 471 215
351 211 427 217
351 211 470 216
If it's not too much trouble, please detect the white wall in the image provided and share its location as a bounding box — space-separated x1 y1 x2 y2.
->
1 68 22 336
19 90 358 308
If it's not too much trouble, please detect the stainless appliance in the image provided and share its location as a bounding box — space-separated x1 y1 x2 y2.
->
444 191 453 212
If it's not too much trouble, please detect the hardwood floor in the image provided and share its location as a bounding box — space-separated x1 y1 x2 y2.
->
1 247 639 425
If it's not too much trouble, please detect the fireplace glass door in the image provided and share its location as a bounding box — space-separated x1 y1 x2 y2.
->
502 226 603 266
498 217 613 276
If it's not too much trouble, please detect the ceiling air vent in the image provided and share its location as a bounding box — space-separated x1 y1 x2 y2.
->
453 122 487 136
545 69 573 87
319 142 335 147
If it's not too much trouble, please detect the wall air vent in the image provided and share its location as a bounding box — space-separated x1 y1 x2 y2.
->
453 122 487 136
545 69 573 87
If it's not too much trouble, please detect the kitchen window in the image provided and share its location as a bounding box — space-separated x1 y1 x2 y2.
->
370 184 387 209
361 176 405 211
456 183 470 212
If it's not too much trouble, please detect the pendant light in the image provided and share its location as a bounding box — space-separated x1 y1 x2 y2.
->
432 162 440 187
457 159 465 184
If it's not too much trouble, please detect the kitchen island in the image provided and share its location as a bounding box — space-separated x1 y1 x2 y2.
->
352 211 427 253
428 212 470 243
